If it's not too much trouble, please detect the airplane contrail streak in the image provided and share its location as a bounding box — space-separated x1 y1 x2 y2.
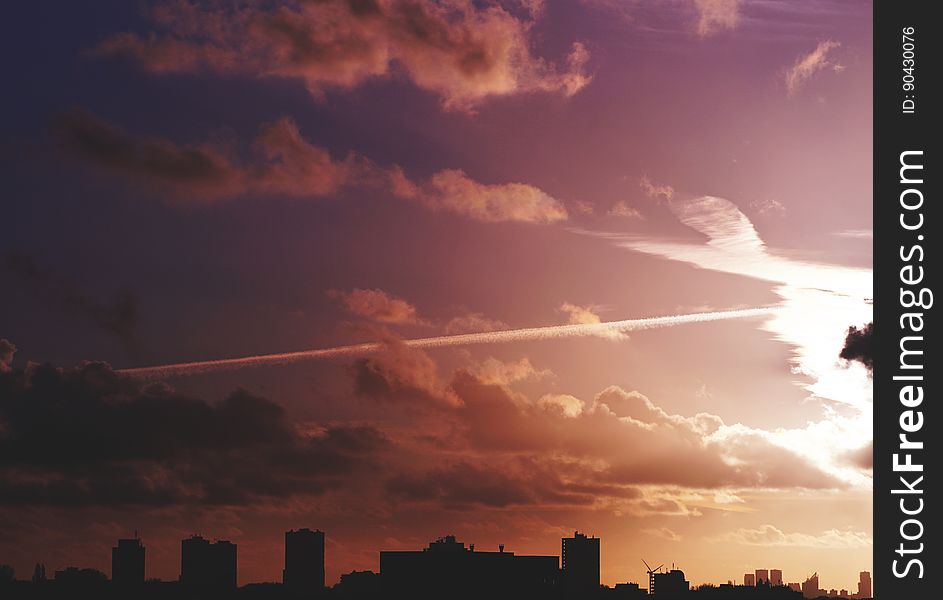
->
119 307 775 379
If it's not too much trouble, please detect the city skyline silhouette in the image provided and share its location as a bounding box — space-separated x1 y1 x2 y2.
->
1 528 871 599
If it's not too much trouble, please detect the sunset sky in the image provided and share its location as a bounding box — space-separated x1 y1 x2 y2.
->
1 0 872 592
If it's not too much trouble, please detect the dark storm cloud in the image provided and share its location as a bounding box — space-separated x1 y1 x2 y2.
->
387 462 543 508
53 107 233 181
839 321 872 372
347 354 846 506
52 108 241 197
52 108 363 201
386 460 602 509
52 110 569 222
3 252 139 348
349 338 456 406
0 360 388 507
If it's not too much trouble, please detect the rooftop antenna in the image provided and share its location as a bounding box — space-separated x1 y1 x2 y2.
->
642 559 664 595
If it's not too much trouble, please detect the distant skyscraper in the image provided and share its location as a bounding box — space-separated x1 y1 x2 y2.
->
111 537 145 586
770 569 783 586
755 569 769 585
857 571 871 598
284 528 325 594
802 573 822 599
744 573 756 586
180 535 237 589
561 531 600 596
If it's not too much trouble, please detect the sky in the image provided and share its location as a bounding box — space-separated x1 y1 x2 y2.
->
0 0 872 592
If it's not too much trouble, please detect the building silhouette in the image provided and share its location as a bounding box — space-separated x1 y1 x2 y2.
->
180 535 237 590
610 582 647 598
652 569 689 597
380 534 558 599
770 570 783 587
111 536 145 586
856 571 871 599
801 573 822 599
744 573 756 586
562 531 600 596
755 570 769 586
283 528 325 595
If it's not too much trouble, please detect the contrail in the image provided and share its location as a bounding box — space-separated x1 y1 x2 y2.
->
119 307 775 379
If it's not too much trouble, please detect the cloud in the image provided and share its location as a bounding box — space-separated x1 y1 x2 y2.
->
249 116 360 197
52 108 244 199
582 0 741 38
0 339 852 519
716 524 871 549
558 302 602 325
602 194 872 417
341 361 858 515
468 356 551 386
833 229 873 239
692 0 741 37
443 312 509 335
839 322 872 373
57 110 567 223
448 373 844 490
608 201 643 219
785 40 841 96
391 167 568 224
350 339 457 406
0 362 388 507
841 441 872 470
330 288 426 325
53 109 356 201
3 251 139 348
639 176 674 203
559 302 627 340
96 0 592 112
713 491 745 504
0 339 15 373
386 459 599 509
570 200 596 215
749 197 786 217
643 527 682 542
536 393 584 418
